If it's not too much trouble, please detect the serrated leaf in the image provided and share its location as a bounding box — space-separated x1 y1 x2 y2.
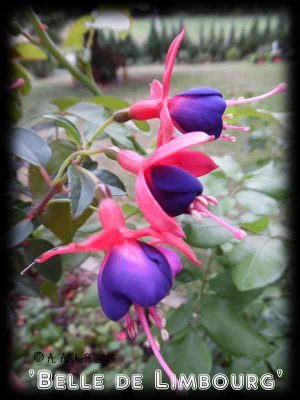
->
68 166 95 218
24 239 62 283
244 162 288 200
199 295 274 358
227 235 288 291
11 127 52 166
235 190 279 216
210 270 262 304
13 43 48 60
43 114 82 148
183 219 234 248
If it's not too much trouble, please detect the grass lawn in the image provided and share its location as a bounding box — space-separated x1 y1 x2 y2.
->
22 61 288 160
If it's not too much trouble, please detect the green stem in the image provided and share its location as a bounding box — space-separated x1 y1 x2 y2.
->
25 8 103 97
86 116 114 149
52 148 108 185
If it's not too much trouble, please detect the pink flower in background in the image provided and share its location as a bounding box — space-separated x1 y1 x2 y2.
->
22 198 199 385
118 131 246 241
115 26 287 145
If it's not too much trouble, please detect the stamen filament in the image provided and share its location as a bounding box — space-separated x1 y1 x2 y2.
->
134 304 178 387
194 201 246 240
223 123 250 132
20 260 36 275
226 83 287 107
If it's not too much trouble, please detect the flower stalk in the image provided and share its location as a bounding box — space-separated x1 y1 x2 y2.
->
25 8 103 97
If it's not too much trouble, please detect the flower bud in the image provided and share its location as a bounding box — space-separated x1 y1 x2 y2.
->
113 108 131 123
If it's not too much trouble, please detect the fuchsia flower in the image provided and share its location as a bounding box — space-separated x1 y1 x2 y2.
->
22 198 200 384
116 25 287 146
117 131 246 240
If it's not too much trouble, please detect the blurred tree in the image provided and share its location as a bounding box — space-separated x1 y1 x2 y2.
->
226 20 236 49
145 17 161 62
160 19 170 56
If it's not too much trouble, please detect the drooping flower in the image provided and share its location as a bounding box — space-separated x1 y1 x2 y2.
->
117 131 246 240
113 26 287 146
22 198 198 385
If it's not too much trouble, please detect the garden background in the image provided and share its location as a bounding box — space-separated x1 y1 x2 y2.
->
8 6 291 392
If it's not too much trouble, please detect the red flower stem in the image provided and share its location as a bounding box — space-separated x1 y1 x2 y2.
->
26 181 64 221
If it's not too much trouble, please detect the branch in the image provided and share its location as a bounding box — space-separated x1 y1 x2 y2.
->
25 8 103 97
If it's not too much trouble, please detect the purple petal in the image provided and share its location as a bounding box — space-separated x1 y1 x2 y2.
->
149 165 203 216
98 241 172 320
168 87 226 138
156 246 183 278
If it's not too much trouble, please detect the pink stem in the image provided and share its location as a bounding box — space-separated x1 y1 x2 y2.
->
134 304 178 387
226 83 287 107
194 201 246 240
39 166 53 185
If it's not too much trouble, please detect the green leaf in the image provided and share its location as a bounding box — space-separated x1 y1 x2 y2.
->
227 236 288 291
24 239 62 283
68 166 95 218
47 140 77 175
227 357 269 377
40 280 59 304
243 162 288 200
82 282 99 308
122 203 141 217
241 216 269 234
166 304 193 335
7 219 34 248
43 114 83 148
199 295 274 358
41 199 95 243
235 190 279 215
28 165 48 201
176 266 203 283
65 102 106 125
93 169 126 196
143 329 212 385
104 123 135 149
212 155 244 182
11 127 52 166
51 97 81 111
89 95 129 111
11 62 32 95
267 338 289 378
133 120 151 132
63 15 93 48
183 219 234 248
210 270 262 304
13 43 48 60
